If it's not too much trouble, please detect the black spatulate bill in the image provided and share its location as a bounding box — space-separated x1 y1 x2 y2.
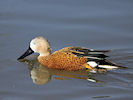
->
17 46 34 60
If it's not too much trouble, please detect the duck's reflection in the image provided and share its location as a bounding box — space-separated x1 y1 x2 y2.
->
30 65 51 85
20 58 103 85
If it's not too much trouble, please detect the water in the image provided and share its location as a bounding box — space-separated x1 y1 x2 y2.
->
0 0 133 100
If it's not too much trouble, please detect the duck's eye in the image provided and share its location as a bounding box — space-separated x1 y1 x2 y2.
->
32 42 36 45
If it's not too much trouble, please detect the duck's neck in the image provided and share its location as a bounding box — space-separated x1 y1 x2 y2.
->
39 52 51 57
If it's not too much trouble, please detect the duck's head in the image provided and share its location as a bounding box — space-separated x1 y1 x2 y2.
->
17 36 51 60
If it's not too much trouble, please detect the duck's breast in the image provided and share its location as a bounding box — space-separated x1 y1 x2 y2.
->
38 51 88 70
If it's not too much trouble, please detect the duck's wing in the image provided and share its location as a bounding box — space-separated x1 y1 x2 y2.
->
69 47 125 70
69 47 109 60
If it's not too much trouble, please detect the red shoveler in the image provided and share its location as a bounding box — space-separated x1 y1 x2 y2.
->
18 36 125 71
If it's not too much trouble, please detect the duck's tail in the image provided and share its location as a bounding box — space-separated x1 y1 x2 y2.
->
87 59 127 70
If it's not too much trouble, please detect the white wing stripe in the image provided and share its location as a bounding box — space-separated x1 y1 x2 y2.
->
87 61 98 67
85 56 102 60
98 65 118 69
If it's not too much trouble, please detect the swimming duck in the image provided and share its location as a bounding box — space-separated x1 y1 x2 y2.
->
17 36 124 71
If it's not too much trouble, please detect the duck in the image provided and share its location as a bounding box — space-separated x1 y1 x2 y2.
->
17 36 125 71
